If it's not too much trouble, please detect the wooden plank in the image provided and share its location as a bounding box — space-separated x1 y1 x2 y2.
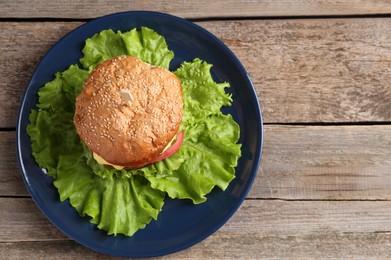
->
2 18 391 128
2 198 391 240
249 125 391 200
0 22 80 129
0 132 27 196
0 198 67 242
201 18 391 123
4 198 391 242
4 125 391 199
1 198 391 258
2 232 391 259
2 0 391 19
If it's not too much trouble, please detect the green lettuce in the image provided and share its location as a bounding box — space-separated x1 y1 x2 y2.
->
80 27 173 70
26 65 89 178
54 153 165 236
27 27 241 236
145 114 241 204
174 59 232 125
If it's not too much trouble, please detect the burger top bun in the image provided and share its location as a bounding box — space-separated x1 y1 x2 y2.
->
74 56 183 169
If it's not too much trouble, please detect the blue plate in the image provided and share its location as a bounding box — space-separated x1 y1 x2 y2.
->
16 11 263 258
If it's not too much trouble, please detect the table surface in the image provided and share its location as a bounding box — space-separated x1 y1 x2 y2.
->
2 1 391 259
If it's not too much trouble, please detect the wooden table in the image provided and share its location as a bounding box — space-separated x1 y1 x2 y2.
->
2 1 391 259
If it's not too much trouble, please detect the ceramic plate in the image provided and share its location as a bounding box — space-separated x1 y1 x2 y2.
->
16 11 263 258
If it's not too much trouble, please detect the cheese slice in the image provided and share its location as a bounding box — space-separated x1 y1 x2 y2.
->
160 134 177 154
93 152 125 170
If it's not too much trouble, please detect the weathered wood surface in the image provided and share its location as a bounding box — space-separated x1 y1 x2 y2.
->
2 18 391 128
205 19 391 123
3 231 391 259
2 1 391 259
2 232 391 259
0 132 25 196
2 0 391 19
2 198 391 258
253 125 391 200
4 198 391 240
4 125 391 200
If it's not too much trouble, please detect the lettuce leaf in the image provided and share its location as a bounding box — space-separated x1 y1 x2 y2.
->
80 27 173 70
36 64 89 113
27 65 88 178
54 153 165 236
121 27 174 70
174 58 232 125
145 114 241 204
27 27 241 236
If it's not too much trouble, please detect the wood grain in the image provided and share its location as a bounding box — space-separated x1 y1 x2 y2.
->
251 125 391 200
202 18 391 123
0 132 26 196
2 232 391 259
4 125 391 199
2 18 391 128
1 198 391 258
2 0 391 19
0 22 80 129
3 2 391 259
0 198 67 242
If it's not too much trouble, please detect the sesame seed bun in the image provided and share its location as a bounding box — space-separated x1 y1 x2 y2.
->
74 56 183 169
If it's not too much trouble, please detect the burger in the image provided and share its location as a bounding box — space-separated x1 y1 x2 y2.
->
74 55 184 170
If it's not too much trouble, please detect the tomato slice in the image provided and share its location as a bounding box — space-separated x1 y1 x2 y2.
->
123 131 185 169
150 131 184 163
